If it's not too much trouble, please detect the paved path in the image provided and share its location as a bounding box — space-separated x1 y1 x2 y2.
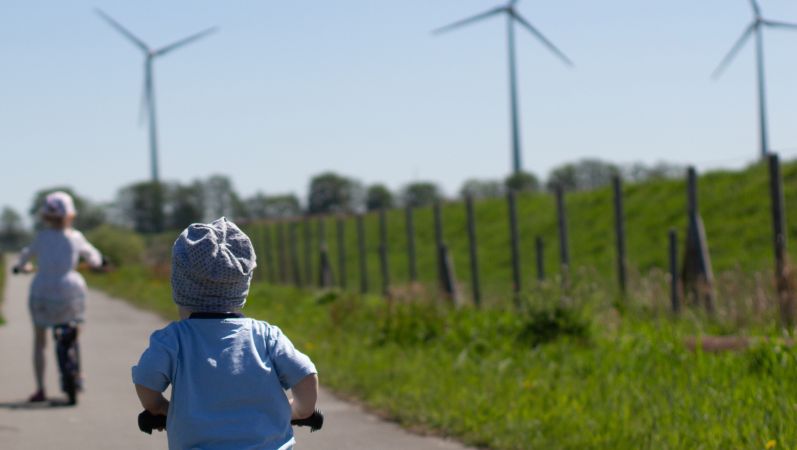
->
0 260 471 449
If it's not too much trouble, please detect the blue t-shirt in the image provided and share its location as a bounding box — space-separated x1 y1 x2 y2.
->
132 315 317 450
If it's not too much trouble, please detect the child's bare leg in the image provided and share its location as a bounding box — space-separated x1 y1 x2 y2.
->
32 325 47 393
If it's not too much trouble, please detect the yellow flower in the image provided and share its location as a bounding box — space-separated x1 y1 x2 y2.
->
765 439 776 449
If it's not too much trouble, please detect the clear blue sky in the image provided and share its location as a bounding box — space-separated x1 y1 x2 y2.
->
2 0 797 219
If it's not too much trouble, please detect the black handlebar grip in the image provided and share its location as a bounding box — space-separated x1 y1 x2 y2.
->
12 266 20 274
138 410 167 434
290 409 324 432
138 408 322 435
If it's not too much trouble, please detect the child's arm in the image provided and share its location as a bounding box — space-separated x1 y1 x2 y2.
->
289 373 318 420
135 384 169 417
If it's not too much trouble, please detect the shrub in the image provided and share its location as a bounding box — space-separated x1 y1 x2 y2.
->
86 225 146 266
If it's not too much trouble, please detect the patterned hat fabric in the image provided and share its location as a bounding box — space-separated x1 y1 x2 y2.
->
41 191 76 218
171 217 257 312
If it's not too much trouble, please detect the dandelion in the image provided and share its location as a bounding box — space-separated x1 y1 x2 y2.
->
766 439 776 449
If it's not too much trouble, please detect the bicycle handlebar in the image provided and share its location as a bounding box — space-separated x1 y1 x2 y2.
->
138 409 324 434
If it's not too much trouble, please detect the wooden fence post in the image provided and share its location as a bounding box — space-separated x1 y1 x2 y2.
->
317 217 333 288
613 175 627 295
669 228 680 313
289 221 303 288
336 217 347 290
433 201 444 289
379 208 390 297
303 217 312 287
507 191 521 306
439 243 462 306
357 214 368 294
769 153 794 327
276 221 287 284
465 195 481 307
681 166 715 312
405 205 417 283
263 224 276 284
555 185 570 276
535 236 545 281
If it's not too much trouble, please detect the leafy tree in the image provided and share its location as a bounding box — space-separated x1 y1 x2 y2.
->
460 178 505 199
167 182 205 230
623 162 686 183
0 206 30 251
504 171 540 193
401 182 442 208
114 181 165 233
307 172 364 214
28 186 106 231
246 192 301 219
201 175 248 221
366 184 394 211
546 159 620 192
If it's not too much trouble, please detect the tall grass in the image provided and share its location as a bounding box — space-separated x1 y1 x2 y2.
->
88 265 796 449
84 161 797 448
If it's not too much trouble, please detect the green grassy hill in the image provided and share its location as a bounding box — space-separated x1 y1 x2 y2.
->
244 160 797 305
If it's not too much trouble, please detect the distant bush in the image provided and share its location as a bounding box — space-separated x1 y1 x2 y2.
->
366 184 394 211
86 225 146 266
401 182 442 208
517 303 591 347
504 171 540 193
460 178 505 199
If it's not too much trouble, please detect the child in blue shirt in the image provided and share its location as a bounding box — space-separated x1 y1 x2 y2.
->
132 218 318 450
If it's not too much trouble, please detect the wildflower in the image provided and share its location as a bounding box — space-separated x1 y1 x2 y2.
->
766 439 776 449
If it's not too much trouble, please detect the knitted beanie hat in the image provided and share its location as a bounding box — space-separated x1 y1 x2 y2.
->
171 217 257 312
41 191 76 218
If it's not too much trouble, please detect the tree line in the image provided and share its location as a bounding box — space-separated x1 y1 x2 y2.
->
0 159 684 248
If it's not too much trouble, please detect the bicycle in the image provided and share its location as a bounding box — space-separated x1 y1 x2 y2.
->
13 258 109 405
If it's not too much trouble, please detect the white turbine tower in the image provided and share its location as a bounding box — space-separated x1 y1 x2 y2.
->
712 0 797 159
96 8 217 183
433 0 573 175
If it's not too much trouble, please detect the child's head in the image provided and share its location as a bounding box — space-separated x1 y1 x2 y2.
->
171 217 257 313
40 191 76 229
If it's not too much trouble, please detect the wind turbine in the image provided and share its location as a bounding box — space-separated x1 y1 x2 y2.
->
96 8 217 183
712 0 797 159
433 0 573 175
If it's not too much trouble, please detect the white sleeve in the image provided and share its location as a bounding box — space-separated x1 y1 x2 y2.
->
74 231 103 268
15 234 39 268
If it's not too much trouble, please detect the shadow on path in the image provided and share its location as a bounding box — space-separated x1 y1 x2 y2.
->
0 398 74 409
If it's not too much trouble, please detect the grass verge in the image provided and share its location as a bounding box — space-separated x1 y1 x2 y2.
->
88 266 796 450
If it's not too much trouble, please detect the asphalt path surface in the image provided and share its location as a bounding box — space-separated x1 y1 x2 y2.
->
0 259 472 449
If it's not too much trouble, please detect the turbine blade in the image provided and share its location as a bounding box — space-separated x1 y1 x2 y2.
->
762 19 797 31
153 27 218 57
749 0 761 17
711 24 755 79
432 7 505 35
95 8 149 53
510 11 574 67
